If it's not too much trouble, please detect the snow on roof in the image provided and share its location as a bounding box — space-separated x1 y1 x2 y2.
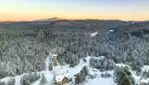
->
56 75 65 82
109 30 114 32
90 32 98 37
52 54 58 57
56 73 71 82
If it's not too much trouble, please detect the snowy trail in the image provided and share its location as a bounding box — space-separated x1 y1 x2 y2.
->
15 75 23 85
45 55 50 71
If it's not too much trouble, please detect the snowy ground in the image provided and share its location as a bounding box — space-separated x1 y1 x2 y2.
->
1 53 149 85
85 77 115 85
90 32 98 37
33 56 116 85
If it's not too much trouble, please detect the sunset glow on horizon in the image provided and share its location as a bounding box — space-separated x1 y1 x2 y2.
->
0 0 149 21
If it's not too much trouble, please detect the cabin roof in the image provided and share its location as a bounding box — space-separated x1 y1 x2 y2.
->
56 73 71 82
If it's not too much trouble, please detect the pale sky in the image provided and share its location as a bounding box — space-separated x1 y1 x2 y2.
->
0 0 149 21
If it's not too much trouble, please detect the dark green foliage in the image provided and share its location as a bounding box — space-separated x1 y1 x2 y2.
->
114 67 135 85
101 72 112 78
57 51 79 67
0 71 13 79
107 28 129 42
131 29 149 38
90 58 116 71
0 82 6 85
0 38 49 77
40 74 47 85
129 59 143 72
7 78 15 85
131 30 144 38
81 66 89 76
140 82 149 85
75 66 89 84
21 72 40 85
1 20 149 79
142 70 149 79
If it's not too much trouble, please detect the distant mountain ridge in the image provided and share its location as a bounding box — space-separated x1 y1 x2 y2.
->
34 17 67 21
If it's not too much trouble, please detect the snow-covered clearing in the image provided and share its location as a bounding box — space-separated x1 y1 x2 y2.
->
109 29 114 32
85 77 115 85
0 55 116 85
32 56 116 85
90 32 98 37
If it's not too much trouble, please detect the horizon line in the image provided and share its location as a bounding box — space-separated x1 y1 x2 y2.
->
0 17 148 22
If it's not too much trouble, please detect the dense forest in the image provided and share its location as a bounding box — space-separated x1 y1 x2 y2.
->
0 20 149 85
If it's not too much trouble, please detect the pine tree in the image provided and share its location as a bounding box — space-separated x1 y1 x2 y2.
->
114 67 134 85
40 74 47 85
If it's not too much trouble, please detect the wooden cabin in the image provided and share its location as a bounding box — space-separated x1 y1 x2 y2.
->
55 73 72 85
56 77 72 85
